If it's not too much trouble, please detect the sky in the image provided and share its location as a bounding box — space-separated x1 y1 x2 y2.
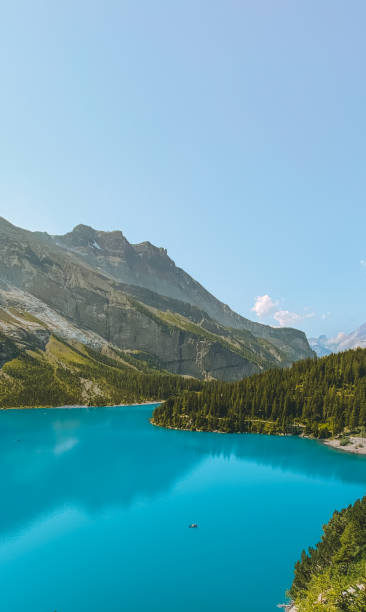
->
1 1 365 339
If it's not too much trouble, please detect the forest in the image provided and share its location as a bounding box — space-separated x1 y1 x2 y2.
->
2 338 365 443
289 495 366 611
152 348 366 438
0 335 202 408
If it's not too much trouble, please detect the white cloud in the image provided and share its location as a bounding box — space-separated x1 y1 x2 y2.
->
321 312 331 320
54 437 79 456
251 294 316 328
361 259 366 268
251 294 278 318
328 331 348 345
273 310 301 327
273 310 315 327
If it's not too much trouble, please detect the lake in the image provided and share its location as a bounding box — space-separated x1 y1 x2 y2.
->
0 404 365 611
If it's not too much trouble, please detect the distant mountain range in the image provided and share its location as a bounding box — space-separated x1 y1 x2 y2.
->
309 323 366 357
0 217 313 387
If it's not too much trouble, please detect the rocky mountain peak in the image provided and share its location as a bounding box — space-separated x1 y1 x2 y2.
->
58 224 97 248
134 241 168 255
0 216 314 379
133 241 172 268
54 224 133 255
96 229 131 254
72 224 94 233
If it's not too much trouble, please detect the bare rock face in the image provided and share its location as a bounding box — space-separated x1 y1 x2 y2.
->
53 223 313 360
0 217 314 380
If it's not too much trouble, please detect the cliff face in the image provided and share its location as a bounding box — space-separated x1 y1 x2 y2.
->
53 223 313 360
0 217 314 380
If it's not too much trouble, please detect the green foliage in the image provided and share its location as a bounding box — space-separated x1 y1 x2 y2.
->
152 348 366 438
0 335 202 408
289 496 366 611
339 437 351 446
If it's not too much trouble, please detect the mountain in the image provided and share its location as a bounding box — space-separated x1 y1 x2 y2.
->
0 332 203 409
309 324 366 356
51 223 312 360
308 334 333 357
0 217 313 389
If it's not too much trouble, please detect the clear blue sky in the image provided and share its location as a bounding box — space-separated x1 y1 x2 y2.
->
1 1 365 338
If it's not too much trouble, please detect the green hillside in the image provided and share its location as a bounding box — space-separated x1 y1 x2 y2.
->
0 335 201 409
289 496 366 611
152 348 366 438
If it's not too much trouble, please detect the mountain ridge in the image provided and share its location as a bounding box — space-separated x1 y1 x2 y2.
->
0 216 314 383
52 222 313 359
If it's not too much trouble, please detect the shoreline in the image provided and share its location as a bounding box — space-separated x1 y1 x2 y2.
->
322 436 366 455
151 420 366 455
3 401 162 411
3 405 366 456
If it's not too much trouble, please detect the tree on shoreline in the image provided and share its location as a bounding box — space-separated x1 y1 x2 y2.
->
153 348 366 438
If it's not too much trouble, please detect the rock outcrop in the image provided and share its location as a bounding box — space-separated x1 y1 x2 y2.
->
0 216 314 380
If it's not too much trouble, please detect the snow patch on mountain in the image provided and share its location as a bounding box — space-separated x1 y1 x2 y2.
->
309 323 366 356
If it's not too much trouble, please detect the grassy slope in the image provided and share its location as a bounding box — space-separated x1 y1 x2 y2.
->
0 335 202 408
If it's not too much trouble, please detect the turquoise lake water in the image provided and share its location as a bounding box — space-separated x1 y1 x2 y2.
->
0 405 366 612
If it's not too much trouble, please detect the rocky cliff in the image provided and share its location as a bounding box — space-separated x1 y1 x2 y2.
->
52 223 312 361
0 217 314 381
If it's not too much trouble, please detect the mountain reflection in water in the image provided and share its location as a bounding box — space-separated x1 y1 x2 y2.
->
0 405 365 612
